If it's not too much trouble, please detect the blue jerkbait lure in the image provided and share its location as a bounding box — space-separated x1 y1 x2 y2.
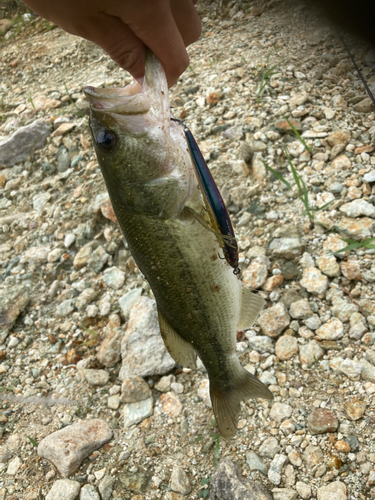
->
177 121 240 275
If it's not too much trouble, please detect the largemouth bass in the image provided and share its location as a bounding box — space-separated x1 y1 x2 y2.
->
84 52 272 438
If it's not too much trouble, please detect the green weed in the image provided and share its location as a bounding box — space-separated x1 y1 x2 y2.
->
40 20 55 32
27 436 37 447
332 237 375 255
283 116 312 153
188 64 196 75
0 385 14 392
63 82 85 118
256 49 282 102
29 93 36 110
263 152 334 223
198 419 221 498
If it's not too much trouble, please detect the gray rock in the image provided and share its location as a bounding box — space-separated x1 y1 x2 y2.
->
76 288 97 310
209 459 273 500
155 375 175 392
83 369 110 386
340 199 375 218
332 298 358 322
360 358 375 382
0 119 51 167
33 192 51 211
258 303 290 337
270 403 292 423
22 245 49 264
317 254 340 278
275 335 298 360
268 454 287 485
247 136 267 152
316 318 344 340
272 489 298 500
119 297 176 379
246 451 268 474
88 246 109 273
0 285 30 342
96 314 122 367
103 267 125 289
46 479 81 500
353 98 374 113
247 335 275 353
119 288 143 318
300 252 315 269
299 340 325 366
329 182 344 194
242 258 268 289
6 456 22 474
300 266 328 295
118 471 152 494
170 466 191 495
302 445 324 468
259 437 281 459
57 146 71 172
289 299 312 319
38 419 113 477
80 484 100 500
260 371 277 385
317 481 347 500
330 358 362 379
296 482 312 500
333 217 375 241
123 397 153 427
304 315 321 330
197 379 212 407
270 238 305 259
223 125 244 141
363 171 375 183
98 475 115 500
73 246 93 270
121 376 151 403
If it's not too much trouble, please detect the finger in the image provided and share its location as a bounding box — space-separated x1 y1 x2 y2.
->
170 0 202 47
72 13 147 80
120 1 192 87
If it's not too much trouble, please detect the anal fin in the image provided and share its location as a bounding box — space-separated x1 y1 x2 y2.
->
157 308 197 369
237 286 265 331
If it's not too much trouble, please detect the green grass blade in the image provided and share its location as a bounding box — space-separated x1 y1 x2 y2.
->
340 238 359 244
332 242 361 254
283 116 312 153
262 161 293 190
363 243 375 250
316 199 335 212
28 436 37 447
362 237 375 244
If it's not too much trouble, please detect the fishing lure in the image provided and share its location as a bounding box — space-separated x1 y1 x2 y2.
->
173 118 240 275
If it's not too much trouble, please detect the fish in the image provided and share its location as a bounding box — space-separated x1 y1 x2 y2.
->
84 51 273 439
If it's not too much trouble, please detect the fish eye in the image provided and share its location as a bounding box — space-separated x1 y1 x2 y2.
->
96 129 118 152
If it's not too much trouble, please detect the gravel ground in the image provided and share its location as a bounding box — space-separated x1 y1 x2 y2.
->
1 1 375 499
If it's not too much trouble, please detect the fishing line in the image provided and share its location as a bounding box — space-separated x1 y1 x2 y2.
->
336 27 375 106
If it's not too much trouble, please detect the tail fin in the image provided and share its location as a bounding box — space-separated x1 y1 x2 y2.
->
210 366 273 439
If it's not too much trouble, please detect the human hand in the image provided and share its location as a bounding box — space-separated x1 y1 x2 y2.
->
22 0 201 87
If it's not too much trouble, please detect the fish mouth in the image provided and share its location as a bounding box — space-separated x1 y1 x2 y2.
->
84 82 151 116
84 51 170 122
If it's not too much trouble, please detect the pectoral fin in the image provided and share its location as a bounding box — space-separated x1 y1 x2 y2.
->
237 287 265 330
157 308 197 369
